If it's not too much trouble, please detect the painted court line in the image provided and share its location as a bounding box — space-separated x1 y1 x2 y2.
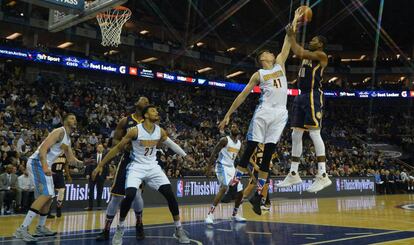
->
246 231 272 235
344 232 374 235
370 237 414 245
303 231 403 245
216 229 233 232
293 233 324 236
306 237 318 240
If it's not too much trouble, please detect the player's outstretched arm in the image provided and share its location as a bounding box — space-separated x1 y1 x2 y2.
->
276 11 302 68
92 127 137 180
160 129 194 163
219 72 259 130
112 116 127 146
205 137 228 177
286 24 328 64
39 128 64 176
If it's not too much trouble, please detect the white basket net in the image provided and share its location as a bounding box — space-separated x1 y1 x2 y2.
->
96 6 131 47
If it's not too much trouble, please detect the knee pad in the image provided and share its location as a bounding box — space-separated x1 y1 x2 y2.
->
292 129 304 157
260 143 276 172
308 130 325 156
132 190 144 212
158 184 179 216
125 187 137 202
239 141 259 168
106 195 124 216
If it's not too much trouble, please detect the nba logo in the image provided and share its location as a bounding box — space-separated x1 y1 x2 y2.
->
176 179 184 197
268 180 274 193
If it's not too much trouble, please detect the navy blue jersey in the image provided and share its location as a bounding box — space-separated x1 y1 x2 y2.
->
124 114 143 132
297 59 324 93
51 155 66 173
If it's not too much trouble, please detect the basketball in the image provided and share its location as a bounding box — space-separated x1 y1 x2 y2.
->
297 5 313 23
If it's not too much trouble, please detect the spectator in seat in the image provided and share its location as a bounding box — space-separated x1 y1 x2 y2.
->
0 164 18 214
17 167 35 213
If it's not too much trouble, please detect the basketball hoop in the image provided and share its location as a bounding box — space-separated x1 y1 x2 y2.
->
96 6 131 47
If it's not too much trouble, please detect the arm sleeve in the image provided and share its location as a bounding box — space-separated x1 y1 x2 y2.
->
162 137 187 157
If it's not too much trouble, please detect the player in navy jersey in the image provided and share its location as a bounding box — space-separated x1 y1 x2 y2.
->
50 154 71 218
96 97 148 241
277 24 332 193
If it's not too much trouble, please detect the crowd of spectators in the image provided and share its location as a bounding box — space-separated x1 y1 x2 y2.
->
1 64 414 214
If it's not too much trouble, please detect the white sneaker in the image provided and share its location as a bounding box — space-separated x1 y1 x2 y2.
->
33 225 57 237
174 227 190 244
231 214 246 222
14 226 38 242
261 205 270 211
306 173 332 193
276 172 303 188
112 225 124 245
205 213 214 225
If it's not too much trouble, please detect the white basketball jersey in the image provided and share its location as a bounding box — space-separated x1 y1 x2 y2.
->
31 127 71 167
257 64 288 108
130 123 161 166
217 136 241 168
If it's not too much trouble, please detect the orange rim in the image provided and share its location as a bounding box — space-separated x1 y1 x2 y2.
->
96 6 131 19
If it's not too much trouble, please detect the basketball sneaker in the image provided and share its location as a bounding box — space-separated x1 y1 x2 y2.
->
276 171 302 188
33 225 57 237
112 225 124 245
96 230 109 241
306 173 332 193
205 213 214 225
249 192 262 215
136 223 145 240
173 227 190 244
231 214 246 222
14 226 38 242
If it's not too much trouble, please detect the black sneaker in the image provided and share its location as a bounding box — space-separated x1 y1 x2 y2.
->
249 193 262 215
47 214 55 219
56 207 62 218
96 230 109 241
136 223 145 240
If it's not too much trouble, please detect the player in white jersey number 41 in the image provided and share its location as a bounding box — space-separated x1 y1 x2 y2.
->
218 11 304 216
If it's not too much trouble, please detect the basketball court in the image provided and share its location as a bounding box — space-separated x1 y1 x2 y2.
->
1 195 414 244
0 0 413 244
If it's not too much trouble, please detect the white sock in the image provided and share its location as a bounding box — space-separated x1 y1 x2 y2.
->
21 210 37 228
290 162 299 174
318 162 326 175
174 220 182 228
38 215 47 227
119 220 125 228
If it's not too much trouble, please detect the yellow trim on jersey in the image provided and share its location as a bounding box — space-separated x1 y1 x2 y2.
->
310 64 321 128
262 70 284 81
227 147 239 153
140 140 159 147
131 114 144 124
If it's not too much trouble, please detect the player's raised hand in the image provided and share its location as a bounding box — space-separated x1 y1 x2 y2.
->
285 24 295 37
92 166 102 181
218 116 230 131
